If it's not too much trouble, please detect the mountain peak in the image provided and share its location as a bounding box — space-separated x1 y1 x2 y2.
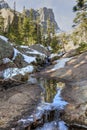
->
0 0 10 9
24 7 60 32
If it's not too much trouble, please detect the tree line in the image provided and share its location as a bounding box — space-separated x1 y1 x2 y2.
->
0 0 87 53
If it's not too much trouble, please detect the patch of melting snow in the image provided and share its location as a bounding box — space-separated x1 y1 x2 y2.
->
2 58 12 64
28 76 38 84
12 48 20 60
0 35 8 42
20 45 46 57
20 45 29 48
3 65 34 79
51 58 71 71
50 52 64 59
12 48 36 63
50 53 59 58
23 53 36 63
26 49 46 57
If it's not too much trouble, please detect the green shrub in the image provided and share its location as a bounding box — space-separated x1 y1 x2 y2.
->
77 42 87 53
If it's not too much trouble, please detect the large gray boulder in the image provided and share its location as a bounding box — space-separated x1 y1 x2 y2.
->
0 38 14 64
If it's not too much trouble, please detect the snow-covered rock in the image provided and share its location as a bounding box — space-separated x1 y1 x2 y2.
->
51 58 72 71
0 35 8 42
3 65 34 79
0 35 49 80
30 44 49 56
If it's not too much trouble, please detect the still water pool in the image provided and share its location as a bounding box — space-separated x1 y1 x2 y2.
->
34 78 87 130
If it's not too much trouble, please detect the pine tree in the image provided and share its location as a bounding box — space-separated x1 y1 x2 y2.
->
8 2 19 43
35 17 42 44
22 16 30 44
30 8 34 21
18 14 23 44
50 36 59 53
73 0 87 44
73 0 87 27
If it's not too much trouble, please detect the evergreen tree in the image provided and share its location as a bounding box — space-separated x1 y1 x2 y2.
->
59 33 68 53
50 36 59 53
73 0 87 44
30 8 34 21
18 14 24 44
7 2 19 43
22 16 30 44
35 17 42 44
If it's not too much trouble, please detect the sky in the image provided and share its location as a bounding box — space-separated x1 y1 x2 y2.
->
6 0 76 31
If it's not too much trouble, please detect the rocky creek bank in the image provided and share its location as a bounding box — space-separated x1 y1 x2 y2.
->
35 52 87 128
0 35 87 129
0 36 49 129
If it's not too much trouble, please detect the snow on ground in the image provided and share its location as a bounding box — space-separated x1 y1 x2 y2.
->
20 45 46 57
0 35 8 42
12 48 36 63
46 46 53 51
26 49 46 57
23 54 36 63
3 65 34 79
51 58 71 71
49 52 64 59
50 54 59 59
20 45 29 48
2 58 12 64
12 48 20 60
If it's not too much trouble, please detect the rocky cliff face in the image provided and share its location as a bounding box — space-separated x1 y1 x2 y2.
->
38 7 59 31
0 8 14 30
0 0 9 9
0 1 60 33
25 7 60 32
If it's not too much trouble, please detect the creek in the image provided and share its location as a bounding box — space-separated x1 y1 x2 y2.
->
18 77 87 130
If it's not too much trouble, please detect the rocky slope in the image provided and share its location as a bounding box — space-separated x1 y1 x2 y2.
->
35 51 87 127
0 35 49 129
0 35 48 82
